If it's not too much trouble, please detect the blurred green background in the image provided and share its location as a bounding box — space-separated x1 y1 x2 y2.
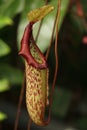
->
0 0 87 130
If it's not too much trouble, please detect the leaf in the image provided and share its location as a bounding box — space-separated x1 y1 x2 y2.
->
0 0 25 18
36 0 70 52
0 15 13 29
0 79 10 92
0 64 23 85
0 39 11 57
0 0 14 14
0 112 7 121
17 0 70 53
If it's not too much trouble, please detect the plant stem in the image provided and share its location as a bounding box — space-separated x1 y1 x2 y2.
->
27 118 32 130
48 0 61 121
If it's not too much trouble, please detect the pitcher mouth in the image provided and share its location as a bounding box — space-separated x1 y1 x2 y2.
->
19 23 47 69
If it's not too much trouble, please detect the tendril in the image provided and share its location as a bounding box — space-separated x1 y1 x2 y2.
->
47 0 61 122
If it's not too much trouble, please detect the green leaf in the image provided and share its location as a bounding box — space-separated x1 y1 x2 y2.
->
0 15 13 29
0 79 10 92
0 39 11 57
36 0 70 52
0 64 23 85
4 0 25 18
17 0 70 52
0 0 14 14
0 0 24 18
0 112 7 121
